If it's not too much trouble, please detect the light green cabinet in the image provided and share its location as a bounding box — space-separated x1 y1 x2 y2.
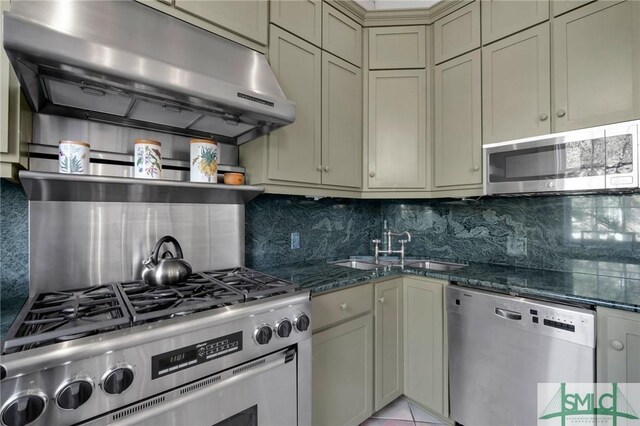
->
597 307 640 383
404 277 447 418
553 0 640 132
433 1 480 65
374 279 404 411
322 52 362 188
174 0 268 45
552 0 595 17
481 0 549 45
0 0 31 182
482 23 550 144
323 3 362 67
312 314 374 426
267 26 322 185
270 0 322 47
434 50 482 188
368 26 426 69
367 70 427 189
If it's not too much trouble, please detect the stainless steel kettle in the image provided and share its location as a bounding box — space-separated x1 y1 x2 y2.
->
141 236 192 286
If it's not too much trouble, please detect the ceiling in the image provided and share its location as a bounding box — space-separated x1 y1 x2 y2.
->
355 0 442 11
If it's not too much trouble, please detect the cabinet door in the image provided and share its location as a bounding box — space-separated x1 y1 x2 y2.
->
481 0 549 45
552 0 595 17
323 3 362 67
174 0 268 45
313 314 374 426
367 70 426 189
369 26 426 69
322 52 362 188
434 50 482 188
374 279 404 411
267 26 322 184
404 277 446 417
597 307 640 383
270 0 322 47
482 24 550 144
553 0 640 132
433 1 480 64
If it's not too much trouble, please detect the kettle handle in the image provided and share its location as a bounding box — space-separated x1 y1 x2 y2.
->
151 236 185 264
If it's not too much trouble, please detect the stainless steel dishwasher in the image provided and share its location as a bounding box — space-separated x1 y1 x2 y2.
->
446 286 596 426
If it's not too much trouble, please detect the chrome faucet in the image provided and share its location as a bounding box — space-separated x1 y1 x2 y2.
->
372 230 411 265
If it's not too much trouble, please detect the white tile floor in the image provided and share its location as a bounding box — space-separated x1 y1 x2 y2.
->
360 397 445 426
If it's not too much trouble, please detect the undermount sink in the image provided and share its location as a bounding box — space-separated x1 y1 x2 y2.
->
330 258 466 272
405 260 465 271
330 260 381 270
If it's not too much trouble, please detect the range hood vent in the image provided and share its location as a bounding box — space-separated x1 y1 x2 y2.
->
3 0 295 145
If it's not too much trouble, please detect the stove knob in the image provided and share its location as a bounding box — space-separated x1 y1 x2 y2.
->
275 319 293 338
254 325 273 345
56 378 93 410
102 367 134 395
1 391 47 426
294 314 310 332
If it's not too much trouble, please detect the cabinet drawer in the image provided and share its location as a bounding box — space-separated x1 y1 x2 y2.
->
312 284 373 330
369 26 426 69
323 3 362 67
433 1 480 64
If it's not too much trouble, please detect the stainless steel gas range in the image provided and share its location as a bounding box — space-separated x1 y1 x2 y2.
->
1 268 311 426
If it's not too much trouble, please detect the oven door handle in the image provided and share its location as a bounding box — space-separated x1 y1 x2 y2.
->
109 348 293 426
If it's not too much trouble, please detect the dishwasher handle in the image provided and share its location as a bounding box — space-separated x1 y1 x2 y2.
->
495 307 522 321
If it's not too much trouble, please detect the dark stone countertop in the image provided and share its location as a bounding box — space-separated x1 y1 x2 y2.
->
1 258 638 338
1 297 27 339
257 257 640 313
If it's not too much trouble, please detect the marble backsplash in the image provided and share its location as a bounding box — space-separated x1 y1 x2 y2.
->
245 195 382 268
246 193 640 270
0 179 29 299
1 183 639 298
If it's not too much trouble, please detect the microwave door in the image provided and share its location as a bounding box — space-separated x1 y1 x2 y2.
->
604 122 639 189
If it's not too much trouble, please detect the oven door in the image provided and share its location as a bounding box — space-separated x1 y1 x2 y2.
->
82 347 298 426
483 122 638 194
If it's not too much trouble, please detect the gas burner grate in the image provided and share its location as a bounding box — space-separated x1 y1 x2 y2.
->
116 273 246 323
2 285 130 353
202 268 298 300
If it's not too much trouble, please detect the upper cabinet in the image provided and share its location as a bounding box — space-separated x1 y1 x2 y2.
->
552 0 640 132
481 0 549 45
482 23 551 144
552 0 595 17
367 70 427 190
322 52 362 188
323 3 362 67
267 26 322 185
434 50 482 188
369 26 426 69
1 0 31 182
433 1 481 64
270 0 322 47
174 0 268 45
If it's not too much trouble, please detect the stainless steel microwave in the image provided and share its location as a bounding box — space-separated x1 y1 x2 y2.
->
483 121 639 195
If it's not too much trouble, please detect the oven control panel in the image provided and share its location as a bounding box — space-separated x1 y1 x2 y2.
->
151 332 243 379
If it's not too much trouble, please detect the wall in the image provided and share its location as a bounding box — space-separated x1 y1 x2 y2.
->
246 193 640 270
0 179 28 299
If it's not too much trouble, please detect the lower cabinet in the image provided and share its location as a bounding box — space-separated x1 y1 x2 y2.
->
374 279 404 410
312 277 448 426
596 307 640 383
403 277 447 418
312 314 374 426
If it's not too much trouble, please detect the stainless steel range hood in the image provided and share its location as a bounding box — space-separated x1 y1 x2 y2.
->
2 0 295 145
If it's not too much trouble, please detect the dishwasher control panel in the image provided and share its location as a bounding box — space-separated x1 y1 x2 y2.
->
542 318 575 332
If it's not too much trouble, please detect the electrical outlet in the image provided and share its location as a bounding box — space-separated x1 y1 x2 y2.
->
507 236 527 256
290 232 300 249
